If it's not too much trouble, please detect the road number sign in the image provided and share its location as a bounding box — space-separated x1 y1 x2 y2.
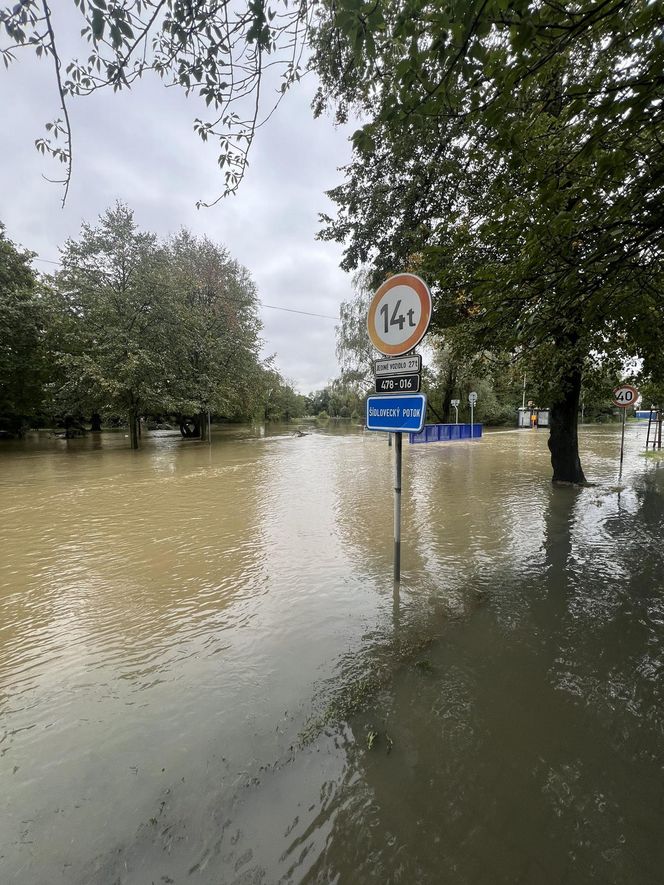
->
375 374 420 394
612 384 638 408
469 391 478 405
367 273 432 356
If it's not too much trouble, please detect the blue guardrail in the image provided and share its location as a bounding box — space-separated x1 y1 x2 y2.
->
409 423 483 444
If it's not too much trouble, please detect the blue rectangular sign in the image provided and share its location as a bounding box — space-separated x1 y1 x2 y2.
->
366 394 427 433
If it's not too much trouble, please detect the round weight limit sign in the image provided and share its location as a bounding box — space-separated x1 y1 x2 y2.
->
367 273 432 356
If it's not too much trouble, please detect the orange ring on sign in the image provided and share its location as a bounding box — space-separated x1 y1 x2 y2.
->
612 384 638 407
367 273 432 356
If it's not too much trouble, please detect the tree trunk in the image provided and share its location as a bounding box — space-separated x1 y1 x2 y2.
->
90 413 102 432
441 366 457 423
8 415 26 438
128 410 139 449
548 366 586 484
198 411 208 441
199 411 212 442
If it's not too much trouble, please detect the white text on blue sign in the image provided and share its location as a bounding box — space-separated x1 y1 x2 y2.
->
365 394 427 433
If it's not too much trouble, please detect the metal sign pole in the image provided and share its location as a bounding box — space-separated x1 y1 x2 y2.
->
522 374 526 410
394 432 402 583
619 408 626 478
468 392 477 438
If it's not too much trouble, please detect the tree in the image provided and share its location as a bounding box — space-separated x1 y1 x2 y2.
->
0 223 47 436
0 0 311 206
306 386 331 417
313 0 664 483
52 202 175 447
261 366 306 422
164 230 262 438
637 370 664 414
335 270 375 391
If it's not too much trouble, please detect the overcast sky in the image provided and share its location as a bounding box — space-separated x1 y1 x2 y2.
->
0 11 357 394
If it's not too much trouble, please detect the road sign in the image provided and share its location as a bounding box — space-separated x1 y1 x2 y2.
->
374 354 422 376
375 374 421 394
366 394 427 433
468 391 477 438
612 384 638 408
451 398 460 424
367 273 432 356
613 384 639 479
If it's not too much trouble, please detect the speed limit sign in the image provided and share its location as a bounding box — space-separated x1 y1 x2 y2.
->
612 384 638 408
367 273 432 356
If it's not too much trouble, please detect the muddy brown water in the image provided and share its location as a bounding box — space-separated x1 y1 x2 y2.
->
1 423 662 884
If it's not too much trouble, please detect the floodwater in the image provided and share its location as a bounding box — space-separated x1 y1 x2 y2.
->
1 422 662 884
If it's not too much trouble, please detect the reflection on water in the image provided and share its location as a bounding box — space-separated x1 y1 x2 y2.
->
1 423 662 883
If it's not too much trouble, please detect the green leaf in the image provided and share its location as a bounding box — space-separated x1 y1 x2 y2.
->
91 8 105 41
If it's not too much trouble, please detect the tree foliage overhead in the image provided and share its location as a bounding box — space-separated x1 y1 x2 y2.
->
312 0 664 481
0 0 312 205
314 0 664 343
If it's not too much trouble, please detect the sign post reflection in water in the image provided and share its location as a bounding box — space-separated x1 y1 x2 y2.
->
394 431 402 580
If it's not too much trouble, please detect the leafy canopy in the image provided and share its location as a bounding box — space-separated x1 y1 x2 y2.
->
314 0 664 380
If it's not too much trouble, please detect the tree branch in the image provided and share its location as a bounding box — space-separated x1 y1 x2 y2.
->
41 0 72 207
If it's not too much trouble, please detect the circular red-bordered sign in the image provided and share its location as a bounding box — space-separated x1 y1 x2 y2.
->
612 384 638 408
367 273 432 356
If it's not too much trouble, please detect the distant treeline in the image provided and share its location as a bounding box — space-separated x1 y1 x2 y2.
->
1 204 308 446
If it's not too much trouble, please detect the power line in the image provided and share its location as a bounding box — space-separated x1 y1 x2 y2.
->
31 256 341 321
262 303 339 320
